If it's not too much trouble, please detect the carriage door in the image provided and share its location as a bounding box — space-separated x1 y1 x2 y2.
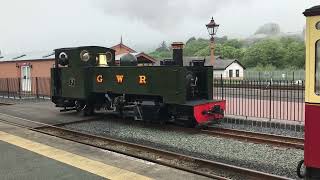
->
21 66 31 91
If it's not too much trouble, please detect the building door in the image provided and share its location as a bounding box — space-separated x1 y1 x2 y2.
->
21 66 31 92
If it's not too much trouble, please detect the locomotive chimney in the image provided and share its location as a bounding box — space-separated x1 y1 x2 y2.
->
171 42 184 66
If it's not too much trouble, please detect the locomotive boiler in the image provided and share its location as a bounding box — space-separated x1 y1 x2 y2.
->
51 42 225 127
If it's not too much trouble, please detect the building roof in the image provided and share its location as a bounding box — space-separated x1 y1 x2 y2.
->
156 56 246 70
111 43 137 54
0 51 54 62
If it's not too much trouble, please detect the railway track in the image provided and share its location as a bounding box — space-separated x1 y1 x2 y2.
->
202 127 304 150
0 114 291 180
49 115 305 150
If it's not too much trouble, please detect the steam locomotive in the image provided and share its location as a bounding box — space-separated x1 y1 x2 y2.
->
51 42 225 127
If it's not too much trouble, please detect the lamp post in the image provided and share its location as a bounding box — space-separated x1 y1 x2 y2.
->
206 17 219 66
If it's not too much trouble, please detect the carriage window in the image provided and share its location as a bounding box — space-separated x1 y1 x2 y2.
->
316 40 320 95
316 22 320 30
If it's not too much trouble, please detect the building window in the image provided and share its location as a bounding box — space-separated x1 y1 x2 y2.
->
236 69 240 77
316 40 320 95
229 70 233 78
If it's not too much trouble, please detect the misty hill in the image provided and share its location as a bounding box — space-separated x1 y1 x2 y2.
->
248 23 304 41
255 23 281 35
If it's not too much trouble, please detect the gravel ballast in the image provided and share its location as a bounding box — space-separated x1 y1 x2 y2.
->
64 119 303 179
216 121 304 138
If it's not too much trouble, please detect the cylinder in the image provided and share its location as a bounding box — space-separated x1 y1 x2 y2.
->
171 42 184 66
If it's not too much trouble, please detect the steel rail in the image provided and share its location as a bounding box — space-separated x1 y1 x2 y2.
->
0 114 291 180
204 127 304 150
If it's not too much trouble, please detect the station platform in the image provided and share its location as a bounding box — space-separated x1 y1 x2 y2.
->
0 121 209 180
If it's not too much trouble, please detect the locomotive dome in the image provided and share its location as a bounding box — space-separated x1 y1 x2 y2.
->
120 53 138 66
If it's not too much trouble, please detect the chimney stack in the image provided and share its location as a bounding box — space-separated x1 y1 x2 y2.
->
171 42 184 66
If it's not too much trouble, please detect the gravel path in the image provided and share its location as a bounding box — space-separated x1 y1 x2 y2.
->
64 119 302 179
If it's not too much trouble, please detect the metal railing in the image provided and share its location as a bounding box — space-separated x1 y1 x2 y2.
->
0 77 50 99
0 76 305 124
214 76 305 124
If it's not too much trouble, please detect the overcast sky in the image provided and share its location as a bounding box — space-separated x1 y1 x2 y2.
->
0 0 318 54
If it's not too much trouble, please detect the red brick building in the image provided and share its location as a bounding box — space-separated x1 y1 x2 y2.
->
0 42 156 94
0 51 55 78
0 51 54 93
0 42 156 79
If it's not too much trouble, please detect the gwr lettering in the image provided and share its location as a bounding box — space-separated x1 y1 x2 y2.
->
139 75 147 84
96 75 103 83
116 75 124 83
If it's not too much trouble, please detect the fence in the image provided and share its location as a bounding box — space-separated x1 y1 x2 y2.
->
214 76 305 124
244 70 305 81
0 76 305 124
0 77 50 99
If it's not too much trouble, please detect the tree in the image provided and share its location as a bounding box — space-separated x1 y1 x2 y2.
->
215 36 228 44
148 34 305 69
223 39 243 49
194 46 210 57
282 41 305 68
216 45 245 59
183 38 209 56
242 39 285 68
186 37 196 44
251 63 277 71
149 50 171 60
155 41 169 52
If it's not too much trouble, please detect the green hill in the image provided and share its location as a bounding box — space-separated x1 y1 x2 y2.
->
149 36 305 70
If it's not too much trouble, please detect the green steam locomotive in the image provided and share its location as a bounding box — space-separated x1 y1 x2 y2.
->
51 43 225 127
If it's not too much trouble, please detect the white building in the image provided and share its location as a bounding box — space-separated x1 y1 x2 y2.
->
183 56 246 79
212 59 245 79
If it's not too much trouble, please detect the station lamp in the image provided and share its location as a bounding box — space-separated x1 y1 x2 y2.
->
206 17 219 65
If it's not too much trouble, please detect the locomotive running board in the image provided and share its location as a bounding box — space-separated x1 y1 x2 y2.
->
60 107 76 112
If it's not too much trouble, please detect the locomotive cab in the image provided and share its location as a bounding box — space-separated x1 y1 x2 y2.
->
54 46 116 68
51 46 115 110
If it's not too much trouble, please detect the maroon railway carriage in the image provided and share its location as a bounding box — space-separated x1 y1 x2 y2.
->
297 5 320 179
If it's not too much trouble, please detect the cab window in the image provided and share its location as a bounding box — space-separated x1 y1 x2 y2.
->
316 40 320 95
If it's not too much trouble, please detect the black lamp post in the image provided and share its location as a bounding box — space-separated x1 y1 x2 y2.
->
206 17 219 65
